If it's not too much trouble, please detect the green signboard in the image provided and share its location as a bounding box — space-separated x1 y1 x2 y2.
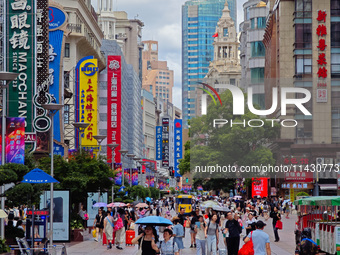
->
6 0 35 133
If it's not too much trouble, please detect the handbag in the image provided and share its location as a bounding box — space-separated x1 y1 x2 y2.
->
275 220 283 230
113 216 124 232
238 232 254 255
84 213 89 220
134 237 143 255
130 222 136 230
185 219 191 228
92 229 96 238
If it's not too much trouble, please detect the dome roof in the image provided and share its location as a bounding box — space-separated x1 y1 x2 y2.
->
256 1 266 8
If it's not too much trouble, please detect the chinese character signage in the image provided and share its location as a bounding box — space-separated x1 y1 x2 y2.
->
174 119 183 177
251 178 268 198
53 142 64 157
48 5 68 144
162 118 169 167
316 9 328 102
6 117 25 164
156 126 162 160
6 0 35 134
107 56 122 163
75 56 98 149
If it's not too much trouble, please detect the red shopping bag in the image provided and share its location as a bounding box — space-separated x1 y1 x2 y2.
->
275 220 283 230
238 232 254 255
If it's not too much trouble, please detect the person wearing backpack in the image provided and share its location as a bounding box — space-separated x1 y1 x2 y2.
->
159 229 179 255
205 214 219 255
295 228 320 255
223 211 242 255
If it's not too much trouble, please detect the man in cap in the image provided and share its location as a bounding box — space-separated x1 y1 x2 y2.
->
243 220 271 255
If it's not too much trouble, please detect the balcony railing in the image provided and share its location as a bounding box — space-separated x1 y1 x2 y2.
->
67 23 82 34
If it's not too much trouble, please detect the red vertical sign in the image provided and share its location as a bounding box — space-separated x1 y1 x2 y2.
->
252 178 268 198
107 56 122 163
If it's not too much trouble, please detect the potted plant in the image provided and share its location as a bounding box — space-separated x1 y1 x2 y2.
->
0 238 10 254
70 217 84 242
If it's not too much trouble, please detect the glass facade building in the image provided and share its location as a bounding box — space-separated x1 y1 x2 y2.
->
182 0 237 127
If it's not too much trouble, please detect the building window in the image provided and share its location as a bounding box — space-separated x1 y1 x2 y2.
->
64 43 70 58
250 41 265 57
64 104 70 124
64 71 70 88
257 17 266 29
331 53 340 78
223 28 229 37
331 23 340 47
331 0 340 16
295 56 312 75
251 18 255 29
295 0 312 18
150 85 152 92
296 120 312 138
295 24 312 49
230 79 236 85
251 68 264 84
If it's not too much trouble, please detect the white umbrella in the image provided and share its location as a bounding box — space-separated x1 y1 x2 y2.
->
0 209 7 218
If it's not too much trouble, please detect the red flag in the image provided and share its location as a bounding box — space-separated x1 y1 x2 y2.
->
212 32 218 38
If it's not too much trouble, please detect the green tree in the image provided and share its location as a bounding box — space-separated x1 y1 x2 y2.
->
149 187 160 200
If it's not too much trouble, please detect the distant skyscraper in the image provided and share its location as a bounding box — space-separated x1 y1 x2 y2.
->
182 0 237 128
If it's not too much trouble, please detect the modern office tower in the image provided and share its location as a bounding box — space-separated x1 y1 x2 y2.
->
182 0 237 127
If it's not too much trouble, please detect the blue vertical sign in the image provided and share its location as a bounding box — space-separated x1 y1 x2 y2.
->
156 126 162 160
174 119 183 177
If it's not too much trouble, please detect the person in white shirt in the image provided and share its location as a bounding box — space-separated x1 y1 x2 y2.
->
245 213 257 236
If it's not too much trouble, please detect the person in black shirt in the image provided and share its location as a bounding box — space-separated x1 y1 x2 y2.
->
190 209 199 248
270 206 281 242
223 212 242 255
178 208 188 238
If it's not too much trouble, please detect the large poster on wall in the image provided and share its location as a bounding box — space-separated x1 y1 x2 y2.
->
87 192 108 227
40 190 70 242
6 117 25 164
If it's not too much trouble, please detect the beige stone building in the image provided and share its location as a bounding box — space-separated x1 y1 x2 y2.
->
142 40 174 103
196 1 241 117
264 0 340 196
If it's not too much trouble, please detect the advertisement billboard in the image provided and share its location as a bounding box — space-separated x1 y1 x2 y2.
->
75 57 98 150
162 118 170 167
6 117 25 164
114 163 122 185
251 178 268 198
155 126 162 160
107 56 122 163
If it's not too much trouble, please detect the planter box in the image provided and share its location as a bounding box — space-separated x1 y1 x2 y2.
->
71 229 84 242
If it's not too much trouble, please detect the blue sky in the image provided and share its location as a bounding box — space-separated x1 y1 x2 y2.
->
93 0 247 109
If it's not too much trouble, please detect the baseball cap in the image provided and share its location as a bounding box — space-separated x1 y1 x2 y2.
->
256 220 267 228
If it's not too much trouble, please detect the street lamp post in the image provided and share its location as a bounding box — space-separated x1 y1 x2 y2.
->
118 149 128 187
42 103 63 247
126 154 135 187
72 122 89 152
93 135 106 158
0 72 18 239
107 143 119 203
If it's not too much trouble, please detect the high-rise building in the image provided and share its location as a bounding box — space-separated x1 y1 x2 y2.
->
239 0 268 109
142 40 174 103
264 0 340 196
182 0 237 128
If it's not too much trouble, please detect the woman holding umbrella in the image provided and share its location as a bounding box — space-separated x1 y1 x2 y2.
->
131 225 159 255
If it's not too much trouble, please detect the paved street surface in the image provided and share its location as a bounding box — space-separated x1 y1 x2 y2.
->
65 212 297 255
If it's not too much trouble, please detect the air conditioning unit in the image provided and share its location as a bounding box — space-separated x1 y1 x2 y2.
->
316 157 324 165
325 158 333 164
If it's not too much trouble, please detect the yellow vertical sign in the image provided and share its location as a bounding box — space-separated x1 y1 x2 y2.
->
290 189 295 202
79 59 98 148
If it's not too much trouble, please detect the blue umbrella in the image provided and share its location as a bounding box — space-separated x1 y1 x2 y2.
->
92 202 107 207
135 216 173 226
145 197 151 202
22 168 59 184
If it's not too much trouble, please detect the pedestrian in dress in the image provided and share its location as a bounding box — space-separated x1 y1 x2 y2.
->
103 211 114 250
243 220 271 255
270 206 281 242
172 216 185 252
205 214 219 255
132 225 159 255
195 215 206 255
93 208 104 242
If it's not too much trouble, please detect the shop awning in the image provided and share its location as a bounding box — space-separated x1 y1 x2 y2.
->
319 184 337 190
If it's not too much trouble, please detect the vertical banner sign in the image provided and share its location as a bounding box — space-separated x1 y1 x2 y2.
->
33 0 50 152
132 168 138 186
162 118 169 167
251 178 268 198
316 10 328 103
75 57 98 150
155 126 162 160
6 117 25 164
114 163 122 185
107 56 122 163
6 0 35 134
150 174 155 188
124 168 130 185
49 5 67 145
174 119 183 177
